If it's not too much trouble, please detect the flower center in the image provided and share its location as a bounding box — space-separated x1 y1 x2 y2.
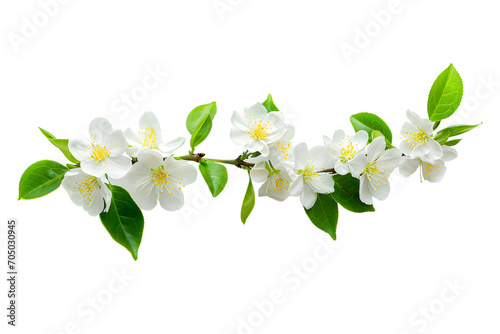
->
78 176 99 203
90 143 111 162
276 141 291 160
247 117 270 140
340 139 357 163
404 126 428 147
152 165 170 186
302 165 319 183
364 162 388 188
141 127 158 149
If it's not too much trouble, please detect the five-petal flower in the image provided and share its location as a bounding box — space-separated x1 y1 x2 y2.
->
69 118 131 178
399 145 458 183
62 168 111 216
324 129 368 175
350 137 403 205
399 110 443 161
230 103 294 157
290 143 335 209
123 150 197 211
251 161 293 201
124 111 185 157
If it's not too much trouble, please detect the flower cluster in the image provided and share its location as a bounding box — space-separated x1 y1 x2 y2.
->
18 64 478 259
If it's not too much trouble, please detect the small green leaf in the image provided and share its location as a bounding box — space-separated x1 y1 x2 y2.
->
427 64 464 121
262 94 279 112
433 121 441 131
332 174 375 213
350 112 393 146
19 160 68 200
241 170 255 224
304 193 339 240
186 102 217 135
199 160 228 197
434 123 481 143
99 185 144 261
186 102 217 151
190 115 213 149
39 127 80 164
443 138 462 146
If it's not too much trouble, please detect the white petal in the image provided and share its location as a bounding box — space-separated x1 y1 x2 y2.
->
158 137 185 154
159 187 184 211
359 175 373 205
334 162 350 175
441 146 458 162
246 139 269 156
300 184 317 210
250 162 269 183
289 177 304 196
244 103 268 118
124 128 142 146
293 143 309 170
312 174 335 194
231 111 248 131
106 130 127 156
128 182 158 211
103 156 132 179
89 117 113 140
230 128 251 145
348 153 367 178
68 138 91 161
137 149 163 168
139 111 162 142
86 196 105 216
421 161 447 183
81 160 106 177
266 111 285 129
366 137 386 163
163 158 197 185
406 110 433 134
280 125 295 143
371 181 390 201
399 158 420 177
351 130 369 148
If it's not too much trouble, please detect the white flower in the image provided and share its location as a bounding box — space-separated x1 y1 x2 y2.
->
399 145 458 183
324 129 368 175
124 150 197 211
69 118 131 178
230 102 294 157
62 168 111 216
350 137 403 205
399 110 443 161
290 143 335 209
124 111 185 157
250 161 293 201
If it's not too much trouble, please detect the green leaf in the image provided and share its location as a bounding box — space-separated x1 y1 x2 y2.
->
262 94 279 112
186 102 217 134
99 185 144 261
443 138 462 146
19 160 68 200
427 64 464 121
433 121 441 131
186 102 217 151
434 123 481 143
350 112 393 146
304 193 339 240
199 160 228 197
331 174 375 213
241 170 255 224
190 115 213 149
39 127 80 164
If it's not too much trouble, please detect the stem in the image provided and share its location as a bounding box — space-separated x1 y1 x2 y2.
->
177 154 255 168
317 168 337 174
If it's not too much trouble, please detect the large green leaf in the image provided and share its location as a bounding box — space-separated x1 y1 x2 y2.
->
19 160 68 200
241 170 255 224
199 160 228 197
186 102 217 151
99 185 144 261
350 112 393 145
427 64 464 121
304 193 339 240
332 174 375 213
433 123 481 144
39 127 80 164
262 94 279 112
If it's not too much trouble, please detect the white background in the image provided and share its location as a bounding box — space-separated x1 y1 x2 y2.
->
1 0 499 333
